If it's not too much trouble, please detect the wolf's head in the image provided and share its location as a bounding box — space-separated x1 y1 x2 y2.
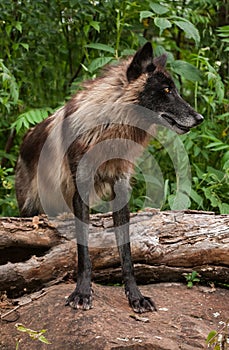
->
127 42 203 134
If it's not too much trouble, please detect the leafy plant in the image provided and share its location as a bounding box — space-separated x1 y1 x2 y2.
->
0 60 19 114
0 0 228 216
11 108 53 133
216 25 229 52
206 320 229 349
15 323 51 349
0 166 18 216
183 271 200 288
140 5 200 45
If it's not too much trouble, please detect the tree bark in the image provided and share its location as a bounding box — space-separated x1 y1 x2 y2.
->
0 209 228 297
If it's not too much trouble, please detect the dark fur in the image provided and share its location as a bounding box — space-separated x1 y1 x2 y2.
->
15 42 203 312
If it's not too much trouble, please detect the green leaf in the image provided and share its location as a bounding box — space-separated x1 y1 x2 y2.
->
205 141 224 149
12 43 19 51
163 178 170 202
89 21 100 33
208 144 229 151
20 43 29 51
169 192 191 210
12 108 50 132
193 278 200 282
150 2 169 15
6 25 12 37
219 203 229 214
190 189 203 207
10 83 19 104
121 49 136 56
173 20 200 45
154 17 172 35
88 56 113 73
132 197 144 209
1 73 10 82
16 324 29 332
22 118 30 129
191 271 199 279
38 335 52 344
85 43 115 54
203 188 221 207
206 330 217 344
83 24 90 36
223 159 229 171
140 11 154 22
170 60 201 81
207 166 225 181
70 0 79 7
215 79 225 101
14 119 23 133
216 25 229 36
15 22 22 33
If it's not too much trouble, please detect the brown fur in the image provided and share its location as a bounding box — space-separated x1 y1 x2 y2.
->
16 57 152 215
16 41 203 217
15 43 203 313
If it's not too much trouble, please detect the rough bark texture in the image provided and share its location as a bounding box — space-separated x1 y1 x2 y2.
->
0 209 229 297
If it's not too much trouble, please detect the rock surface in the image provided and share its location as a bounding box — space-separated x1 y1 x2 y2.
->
1 282 229 349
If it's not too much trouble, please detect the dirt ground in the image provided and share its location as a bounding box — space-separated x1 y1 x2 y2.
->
1 282 229 350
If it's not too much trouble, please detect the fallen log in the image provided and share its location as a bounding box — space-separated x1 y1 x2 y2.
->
0 209 229 297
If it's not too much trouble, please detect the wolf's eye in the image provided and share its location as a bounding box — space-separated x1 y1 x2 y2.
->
164 87 171 93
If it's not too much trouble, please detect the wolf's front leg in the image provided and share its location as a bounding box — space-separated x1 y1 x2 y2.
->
66 191 92 310
112 183 156 313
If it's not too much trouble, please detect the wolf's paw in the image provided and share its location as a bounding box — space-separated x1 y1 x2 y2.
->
128 295 157 313
65 288 93 310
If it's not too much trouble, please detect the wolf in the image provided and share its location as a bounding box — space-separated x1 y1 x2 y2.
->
15 42 203 313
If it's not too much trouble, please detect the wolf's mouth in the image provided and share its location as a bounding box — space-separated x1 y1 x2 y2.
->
161 113 190 133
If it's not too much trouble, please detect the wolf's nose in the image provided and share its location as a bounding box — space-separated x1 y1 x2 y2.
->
195 113 204 125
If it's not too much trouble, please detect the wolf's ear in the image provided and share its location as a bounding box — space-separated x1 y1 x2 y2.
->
153 53 167 68
127 42 154 82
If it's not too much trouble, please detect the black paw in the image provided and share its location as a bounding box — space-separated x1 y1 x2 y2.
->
128 295 157 313
65 288 93 310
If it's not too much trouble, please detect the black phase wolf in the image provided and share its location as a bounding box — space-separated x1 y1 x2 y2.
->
16 42 203 313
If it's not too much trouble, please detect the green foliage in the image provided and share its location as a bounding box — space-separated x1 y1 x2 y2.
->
140 3 200 43
216 25 229 52
15 323 51 348
183 271 201 288
0 0 228 216
0 166 18 216
0 60 19 113
11 108 53 133
206 320 229 350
